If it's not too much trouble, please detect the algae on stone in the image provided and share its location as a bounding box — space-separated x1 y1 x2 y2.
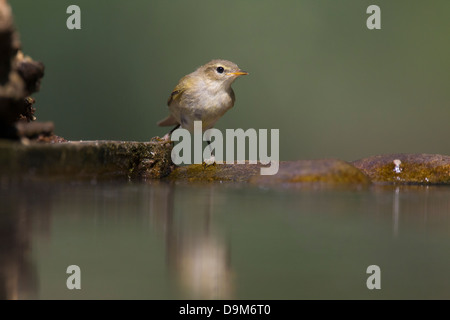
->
352 154 450 184
167 162 263 183
166 159 371 187
249 159 371 186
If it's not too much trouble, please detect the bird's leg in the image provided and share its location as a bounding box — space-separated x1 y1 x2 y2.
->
162 124 180 141
203 139 216 167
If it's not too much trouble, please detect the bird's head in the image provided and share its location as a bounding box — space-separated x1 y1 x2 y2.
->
197 59 248 89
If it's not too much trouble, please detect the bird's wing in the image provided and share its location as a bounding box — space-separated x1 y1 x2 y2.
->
158 76 194 127
167 75 196 106
167 79 184 105
167 89 182 106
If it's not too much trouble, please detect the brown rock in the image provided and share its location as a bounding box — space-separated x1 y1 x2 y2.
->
0 137 174 180
0 0 46 140
167 162 263 183
249 159 370 186
167 159 370 187
351 154 450 184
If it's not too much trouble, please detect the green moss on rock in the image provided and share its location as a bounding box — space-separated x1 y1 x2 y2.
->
249 159 370 186
351 154 450 184
167 159 370 187
166 162 262 182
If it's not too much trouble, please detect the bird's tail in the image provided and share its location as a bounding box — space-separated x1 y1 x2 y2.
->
157 114 178 127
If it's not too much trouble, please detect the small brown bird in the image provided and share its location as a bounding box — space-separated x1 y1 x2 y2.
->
157 59 248 137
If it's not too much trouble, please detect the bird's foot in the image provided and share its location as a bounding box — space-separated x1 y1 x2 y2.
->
150 134 173 145
162 133 171 142
202 156 216 168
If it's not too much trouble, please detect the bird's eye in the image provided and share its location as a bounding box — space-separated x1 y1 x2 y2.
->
216 66 224 74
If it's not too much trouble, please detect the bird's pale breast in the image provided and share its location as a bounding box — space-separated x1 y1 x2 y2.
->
169 83 234 132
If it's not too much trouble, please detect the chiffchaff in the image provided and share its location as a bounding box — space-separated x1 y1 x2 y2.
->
157 59 248 136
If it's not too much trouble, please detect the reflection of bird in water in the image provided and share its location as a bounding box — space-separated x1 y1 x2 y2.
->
151 183 234 299
177 236 233 300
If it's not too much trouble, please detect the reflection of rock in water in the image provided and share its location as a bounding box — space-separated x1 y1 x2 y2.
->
372 185 450 235
0 182 51 299
150 183 234 299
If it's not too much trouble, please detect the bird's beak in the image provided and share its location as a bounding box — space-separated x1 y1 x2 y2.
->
227 70 249 76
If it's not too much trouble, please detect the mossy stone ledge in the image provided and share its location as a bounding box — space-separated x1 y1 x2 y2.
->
352 153 450 184
0 138 174 180
167 159 371 187
249 159 371 186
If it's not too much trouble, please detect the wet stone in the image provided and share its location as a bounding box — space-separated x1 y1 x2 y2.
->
249 159 371 186
168 159 371 187
166 162 263 183
0 137 174 180
351 154 450 185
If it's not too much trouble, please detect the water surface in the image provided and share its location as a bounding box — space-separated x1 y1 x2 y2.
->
1 180 449 299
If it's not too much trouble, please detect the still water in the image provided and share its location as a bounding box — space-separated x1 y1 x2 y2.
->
1 180 449 299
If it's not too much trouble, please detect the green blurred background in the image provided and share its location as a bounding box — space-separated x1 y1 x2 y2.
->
11 0 450 161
